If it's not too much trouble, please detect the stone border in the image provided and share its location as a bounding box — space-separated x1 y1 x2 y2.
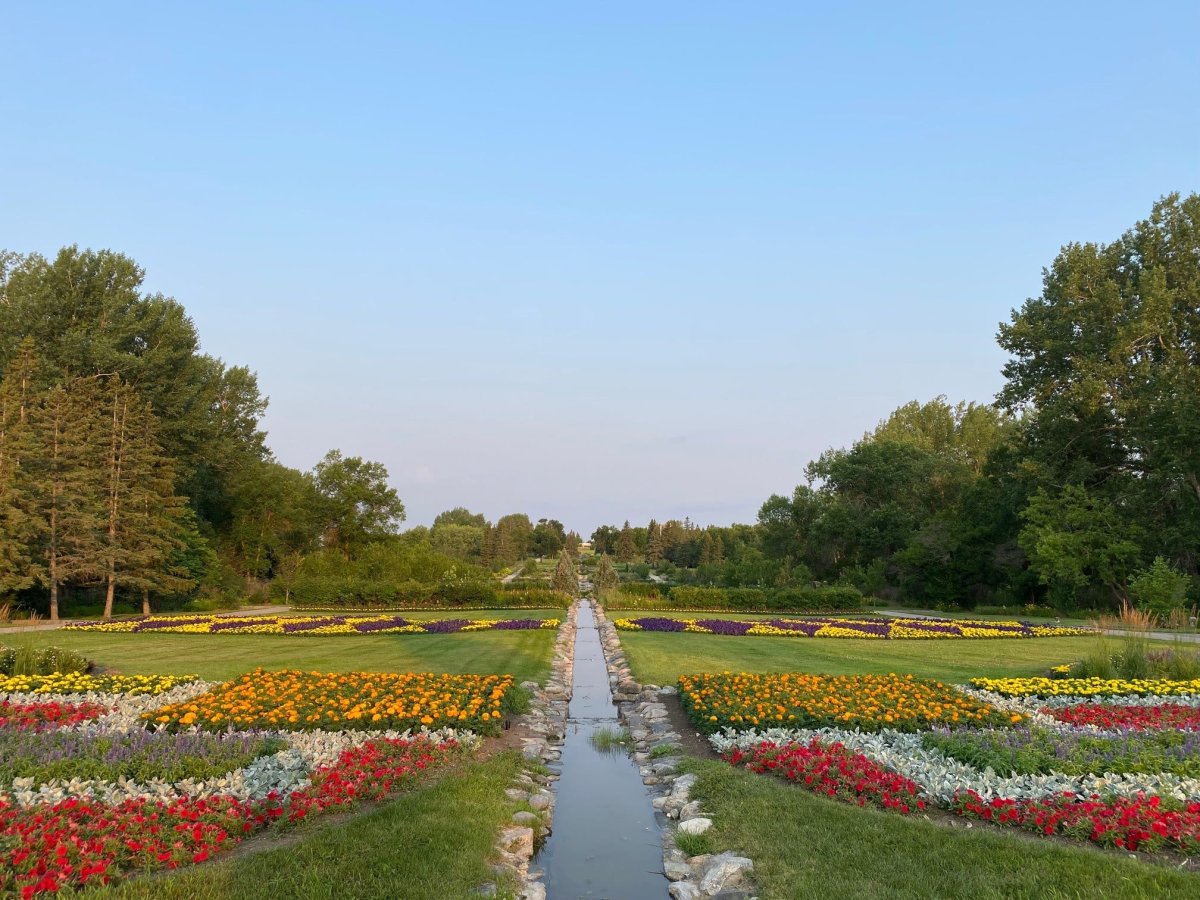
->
482 600 579 900
595 603 756 900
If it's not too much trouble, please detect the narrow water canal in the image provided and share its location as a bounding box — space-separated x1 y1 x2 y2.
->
537 601 666 899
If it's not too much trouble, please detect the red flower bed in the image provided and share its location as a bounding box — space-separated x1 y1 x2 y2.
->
1042 703 1200 732
0 701 108 732
952 790 1200 853
285 737 459 822
0 737 460 896
725 739 925 814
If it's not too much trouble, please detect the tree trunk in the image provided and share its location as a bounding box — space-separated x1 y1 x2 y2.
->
104 574 115 620
142 588 150 616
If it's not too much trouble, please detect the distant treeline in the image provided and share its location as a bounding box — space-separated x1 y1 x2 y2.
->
591 194 1200 614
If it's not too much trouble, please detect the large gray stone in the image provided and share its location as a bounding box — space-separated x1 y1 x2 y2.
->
664 859 692 881
678 817 712 835
498 826 534 858
698 853 754 895
668 883 702 900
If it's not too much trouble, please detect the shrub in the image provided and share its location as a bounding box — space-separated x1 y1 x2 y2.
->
1129 557 1190 619
0 645 91 676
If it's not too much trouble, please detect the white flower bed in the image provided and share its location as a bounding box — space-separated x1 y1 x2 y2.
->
709 725 1200 804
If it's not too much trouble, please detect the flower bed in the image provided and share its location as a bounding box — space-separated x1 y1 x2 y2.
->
952 791 1200 854
0 729 285 785
704 669 1200 857
148 669 515 735
1044 703 1200 732
679 672 1017 733
922 725 1200 778
0 673 197 697
971 677 1200 698
725 738 925 813
64 614 559 636
0 736 461 896
0 700 107 731
616 615 1089 639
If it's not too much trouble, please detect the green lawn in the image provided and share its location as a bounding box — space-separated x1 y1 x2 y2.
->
10 626 558 683
621 631 1123 684
682 758 1200 900
102 752 526 900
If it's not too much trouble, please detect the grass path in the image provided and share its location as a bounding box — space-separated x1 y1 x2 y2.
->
682 758 1200 899
620 631 1111 684
8 627 558 683
101 752 526 900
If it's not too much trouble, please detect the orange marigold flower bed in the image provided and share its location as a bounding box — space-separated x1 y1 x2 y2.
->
679 672 1018 733
147 669 514 735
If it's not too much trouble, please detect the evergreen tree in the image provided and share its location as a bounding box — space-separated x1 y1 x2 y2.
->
96 377 192 618
646 519 663 564
551 549 578 595
616 520 636 562
593 554 619 598
0 347 45 599
27 381 105 620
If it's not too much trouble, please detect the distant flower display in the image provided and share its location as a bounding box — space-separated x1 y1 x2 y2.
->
63 614 560 636
615 615 1089 639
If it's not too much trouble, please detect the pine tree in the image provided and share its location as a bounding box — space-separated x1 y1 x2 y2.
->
699 532 715 566
96 378 192 618
616 520 636 562
646 519 662 564
0 348 45 599
593 554 619 598
551 549 578 595
27 381 105 620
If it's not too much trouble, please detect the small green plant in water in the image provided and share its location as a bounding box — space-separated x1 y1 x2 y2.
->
589 726 633 754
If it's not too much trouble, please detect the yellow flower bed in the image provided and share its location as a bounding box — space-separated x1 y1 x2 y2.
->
970 676 1200 698
0 672 196 696
147 669 515 734
65 614 559 636
679 672 1019 733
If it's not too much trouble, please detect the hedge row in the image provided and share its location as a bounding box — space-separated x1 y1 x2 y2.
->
288 576 571 610
606 584 862 612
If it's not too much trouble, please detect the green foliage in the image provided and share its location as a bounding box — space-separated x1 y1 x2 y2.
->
551 549 578 595
592 555 619 598
0 644 90 675
1019 484 1142 607
312 450 405 558
1128 557 1191 618
922 727 1200 778
609 584 861 612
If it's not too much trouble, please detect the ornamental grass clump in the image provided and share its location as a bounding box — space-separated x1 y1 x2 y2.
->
680 672 1017 733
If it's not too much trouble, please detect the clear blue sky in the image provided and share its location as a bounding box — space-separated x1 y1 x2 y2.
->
3 3 1198 533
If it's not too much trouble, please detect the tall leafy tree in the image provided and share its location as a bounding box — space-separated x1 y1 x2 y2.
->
311 450 405 559
998 193 1200 575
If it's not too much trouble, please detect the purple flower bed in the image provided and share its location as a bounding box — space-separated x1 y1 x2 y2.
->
694 619 756 635
488 619 546 630
281 617 345 633
352 616 414 633
923 725 1200 778
132 617 211 632
419 619 473 633
618 614 1085 639
0 729 282 783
